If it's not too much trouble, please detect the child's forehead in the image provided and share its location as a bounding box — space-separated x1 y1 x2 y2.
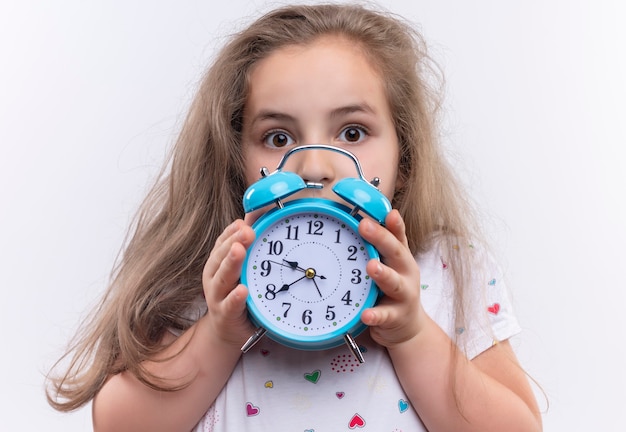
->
249 37 382 89
245 41 387 116
279 34 370 62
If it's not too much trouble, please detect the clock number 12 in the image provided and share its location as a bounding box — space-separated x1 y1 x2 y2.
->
307 220 324 235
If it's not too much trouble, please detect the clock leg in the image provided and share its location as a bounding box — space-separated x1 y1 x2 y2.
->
241 327 267 353
344 334 365 363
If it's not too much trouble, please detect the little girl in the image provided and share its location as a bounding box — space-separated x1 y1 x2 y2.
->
47 4 542 431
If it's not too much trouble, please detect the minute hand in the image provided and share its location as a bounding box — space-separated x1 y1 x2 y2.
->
275 274 307 294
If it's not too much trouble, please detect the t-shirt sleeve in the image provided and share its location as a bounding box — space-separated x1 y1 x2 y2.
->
418 240 522 360
463 250 521 359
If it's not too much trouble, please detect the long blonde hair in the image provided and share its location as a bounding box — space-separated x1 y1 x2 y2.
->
47 3 477 411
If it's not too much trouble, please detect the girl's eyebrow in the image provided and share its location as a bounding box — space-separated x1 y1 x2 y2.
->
251 103 376 126
247 110 296 131
330 103 376 119
252 110 296 124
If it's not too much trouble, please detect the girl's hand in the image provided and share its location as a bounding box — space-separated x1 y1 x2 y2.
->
202 219 256 347
358 210 427 348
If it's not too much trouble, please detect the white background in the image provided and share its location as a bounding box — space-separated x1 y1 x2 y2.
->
1 0 624 430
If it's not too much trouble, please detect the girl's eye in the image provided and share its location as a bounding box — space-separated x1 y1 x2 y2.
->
263 131 294 148
339 126 367 143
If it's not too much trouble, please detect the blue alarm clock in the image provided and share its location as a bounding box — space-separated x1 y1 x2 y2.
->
240 144 391 363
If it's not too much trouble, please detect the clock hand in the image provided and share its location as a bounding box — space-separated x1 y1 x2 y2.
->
311 277 323 298
266 259 301 271
283 259 303 271
266 259 327 280
283 259 327 280
275 274 307 294
267 259 325 297
300 267 324 298
274 263 326 297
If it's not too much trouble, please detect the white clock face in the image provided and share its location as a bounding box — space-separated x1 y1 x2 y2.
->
245 210 374 339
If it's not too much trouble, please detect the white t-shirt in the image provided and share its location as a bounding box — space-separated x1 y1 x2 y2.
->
193 240 521 431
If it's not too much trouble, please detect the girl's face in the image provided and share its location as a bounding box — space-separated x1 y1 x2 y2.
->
242 36 400 206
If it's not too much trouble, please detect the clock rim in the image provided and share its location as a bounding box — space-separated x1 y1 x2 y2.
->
241 198 380 350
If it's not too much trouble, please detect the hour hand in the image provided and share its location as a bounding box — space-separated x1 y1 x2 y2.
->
282 259 303 271
283 259 326 280
267 259 303 271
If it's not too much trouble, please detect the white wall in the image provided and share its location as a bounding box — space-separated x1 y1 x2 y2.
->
1 0 624 430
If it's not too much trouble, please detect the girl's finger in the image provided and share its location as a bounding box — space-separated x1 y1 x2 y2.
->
360 302 397 328
203 222 254 281
366 259 410 301
383 210 409 247
222 283 249 317
359 216 413 273
213 242 247 292
213 220 242 249
205 238 252 304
